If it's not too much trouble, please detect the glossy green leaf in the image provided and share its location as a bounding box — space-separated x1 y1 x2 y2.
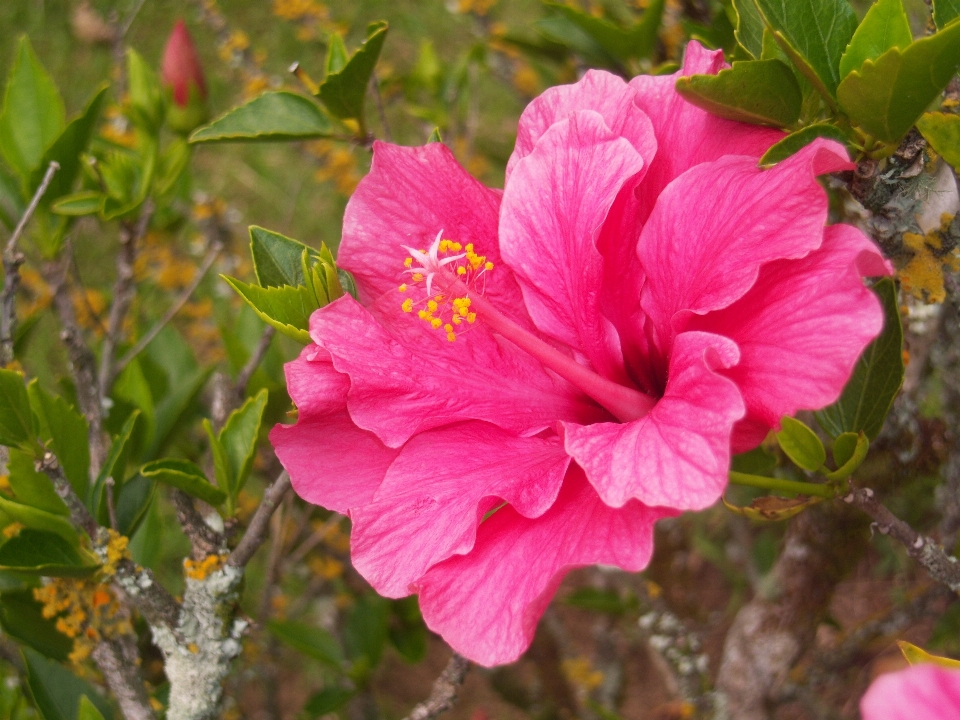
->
0 36 65 180
0 162 24 228
203 419 231 509
427 126 443 143
0 590 72 661
112 474 155 538
126 48 164 131
0 529 100 578
675 59 802 127
732 446 777 476
837 20 960 143
388 596 427 663
7 448 68 516
304 687 355 718
776 416 826 471
222 276 316 344
77 696 106 720
535 15 611 67
268 619 345 669
249 225 321 288
816 278 904 440
189 92 334 144
898 640 960 668
933 0 960 29
218 389 268 501
838 0 912 80
28 382 90 498
140 459 226 507
154 137 191 197
732 0 765 57
30 84 108 201
754 0 858 97
326 34 349 74
759 122 850 166
51 191 103 216
917 112 960 170
544 0 664 64
318 22 389 121
824 431 869 480
23 648 114 720
0 369 35 448
564 587 638 614
344 594 390 667
0 495 77 544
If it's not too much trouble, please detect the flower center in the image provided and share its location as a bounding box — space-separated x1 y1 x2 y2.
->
400 231 655 423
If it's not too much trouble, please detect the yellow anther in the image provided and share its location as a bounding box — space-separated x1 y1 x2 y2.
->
457 266 467 275
466 243 474 252
419 248 426 253
452 242 462 251
402 298 414 313
398 283 408 292
431 318 443 329
444 323 453 332
418 310 429 320
427 300 439 312
484 261 494 271
467 312 477 323
446 332 457 342
412 273 424 282
458 307 468 317
404 257 413 268
452 315 462 325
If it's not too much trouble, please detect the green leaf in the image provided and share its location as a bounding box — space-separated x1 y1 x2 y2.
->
318 22 389 122
222 277 316 344
51 191 103 216
933 0 960 29
675 59 802 127
776 416 826 471
218 389 268 501
0 590 72 661
898 640 960 668
112 474 155 537
824 431 869 481
30 84 108 201
140 459 226 507
0 36 65 180
28 382 90 499
759 122 850 166
89 410 139 518
203 419 231 510
535 16 611 68
388 596 427 663
754 0 858 97
837 20 960 143
344 594 390 668
249 225 321 288
816 278 904 440
126 48 164 132
7 448 68 516
304 687 355 718
268 619 345 669
23 648 114 720
0 368 36 449
838 0 912 80
0 496 77 544
190 91 334 143
732 446 777 476
917 112 960 170
77 696 106 720
0 162 24 229
733 0 765 57
544 0 664 64
427 126 443 144
564 587 637 614
0 529 100 578
326 34 349 74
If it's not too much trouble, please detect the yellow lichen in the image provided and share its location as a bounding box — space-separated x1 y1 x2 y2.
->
899 225 960 303
184 553 228 581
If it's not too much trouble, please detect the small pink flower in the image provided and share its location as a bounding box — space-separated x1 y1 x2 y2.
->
861 664 960 719
161 20 207 107
271 42 891 666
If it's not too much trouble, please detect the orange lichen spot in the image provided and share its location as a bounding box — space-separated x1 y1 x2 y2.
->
184 553 228 581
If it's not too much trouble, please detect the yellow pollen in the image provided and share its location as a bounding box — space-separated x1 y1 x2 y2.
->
398 283 408 292
457 267 467 275
402 298 414 313
412 273 424 282
418 310 429 319
447 332 457 342
404 257 413 268
427 300 439 312
452 315 462 325
458 307 468 317
467 312 477 323
466 243 474 252
444 323 453 332
452 242 462 251
484 261 494 271
431 318 443 329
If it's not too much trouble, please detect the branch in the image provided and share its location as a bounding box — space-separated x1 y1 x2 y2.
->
99 201 153 400
112 237 222 379
844 486 960 592
227 471 291 568
36 451 99 539
171 489 226 560
1 161 60 366
400 654 470 720
92 638 155 720
235 325 275 400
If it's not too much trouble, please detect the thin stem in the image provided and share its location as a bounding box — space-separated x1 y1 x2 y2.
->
728 471 837 499
1 161 60 365
400 653 470 720
228 471 292 568
235 325 275 399
113 239 222 378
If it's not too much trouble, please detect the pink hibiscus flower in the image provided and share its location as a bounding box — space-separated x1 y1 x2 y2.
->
861 664 960 719
271 41 891 666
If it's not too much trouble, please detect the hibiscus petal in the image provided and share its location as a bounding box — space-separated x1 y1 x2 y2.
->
563 331 744 510
506 69 657 183
629 41 783 221
284 344 350 421
311 295 598 448
351 422 570 598
271 410 399 514
415 469 672 666
500 110 647 381
690 224 891 452
339 142 529 326
860 665 960 720
639 139 854 346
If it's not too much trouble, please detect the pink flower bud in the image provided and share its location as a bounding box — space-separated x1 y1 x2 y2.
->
161 20 207 107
